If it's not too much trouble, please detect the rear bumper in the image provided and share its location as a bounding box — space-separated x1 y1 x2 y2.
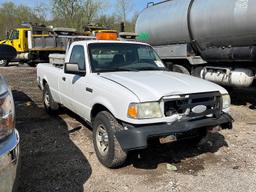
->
0 130 20 192
116 113 233 151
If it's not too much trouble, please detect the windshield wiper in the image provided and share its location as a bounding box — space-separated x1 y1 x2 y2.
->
95 67 166 73
139 67 166 71
117 67 139 72
95 67 139 73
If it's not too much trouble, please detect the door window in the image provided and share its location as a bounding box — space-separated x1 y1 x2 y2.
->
69 45 86 70
9 30 19 40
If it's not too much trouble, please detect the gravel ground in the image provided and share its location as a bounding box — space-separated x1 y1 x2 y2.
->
1 65 256 192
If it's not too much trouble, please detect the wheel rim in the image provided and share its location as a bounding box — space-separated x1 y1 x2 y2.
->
0 60 6 66
96 124 109 156
44 91 50 108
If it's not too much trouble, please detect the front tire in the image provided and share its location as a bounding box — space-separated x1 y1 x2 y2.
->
43 84 60 114
93 111 127 168
0 59 9 67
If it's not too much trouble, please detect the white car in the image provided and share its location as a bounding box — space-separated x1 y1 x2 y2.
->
0 76 20 192
0 45 20 192
37 39 233 168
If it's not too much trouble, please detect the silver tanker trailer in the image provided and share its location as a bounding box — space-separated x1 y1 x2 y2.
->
136 0 256 87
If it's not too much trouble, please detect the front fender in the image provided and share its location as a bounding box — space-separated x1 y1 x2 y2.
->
91 96 118 120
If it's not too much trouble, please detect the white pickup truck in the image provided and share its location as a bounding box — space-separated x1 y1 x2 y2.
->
37 39 233 168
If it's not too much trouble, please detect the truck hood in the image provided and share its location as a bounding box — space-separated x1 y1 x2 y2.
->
100 71 228 101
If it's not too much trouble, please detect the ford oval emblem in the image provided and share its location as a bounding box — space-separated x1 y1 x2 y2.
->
192 105 207 114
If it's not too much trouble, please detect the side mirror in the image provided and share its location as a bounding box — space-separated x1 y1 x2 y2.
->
64 63 86 75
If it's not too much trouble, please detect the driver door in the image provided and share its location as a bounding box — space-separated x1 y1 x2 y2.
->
59 45 91 120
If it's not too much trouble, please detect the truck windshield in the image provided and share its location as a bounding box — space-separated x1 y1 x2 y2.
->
88 43 166 73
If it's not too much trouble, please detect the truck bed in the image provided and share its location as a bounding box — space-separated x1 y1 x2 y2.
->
37 63 63 103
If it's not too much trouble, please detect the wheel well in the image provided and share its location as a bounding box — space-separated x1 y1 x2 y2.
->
162 59 192 72
91 104 111 122
42 79 47 88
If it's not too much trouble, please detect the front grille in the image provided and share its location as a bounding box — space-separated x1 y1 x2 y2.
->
164 92 222 119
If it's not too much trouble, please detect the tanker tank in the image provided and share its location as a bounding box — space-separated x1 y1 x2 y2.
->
135 0 256 87
136 0 256 50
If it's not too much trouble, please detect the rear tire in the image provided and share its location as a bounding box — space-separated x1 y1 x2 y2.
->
27 62 37 67
93 111 127 168
0 59 9 67
43 84 60 114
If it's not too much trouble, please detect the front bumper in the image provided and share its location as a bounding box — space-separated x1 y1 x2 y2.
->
0 130 20 192
116 113 233 151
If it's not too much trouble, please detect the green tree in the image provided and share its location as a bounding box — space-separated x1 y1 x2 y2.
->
52 0 83 28
52 0 103 30
0 2 46 39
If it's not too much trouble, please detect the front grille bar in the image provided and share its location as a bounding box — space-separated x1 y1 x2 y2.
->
164 92 222 119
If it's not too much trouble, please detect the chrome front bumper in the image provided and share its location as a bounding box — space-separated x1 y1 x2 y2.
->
0 130 20 192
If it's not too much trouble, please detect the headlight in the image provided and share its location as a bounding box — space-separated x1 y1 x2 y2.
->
222 94 231 109
0 90 15 140
128 102 162 119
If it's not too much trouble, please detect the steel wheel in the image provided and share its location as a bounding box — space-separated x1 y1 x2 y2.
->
92 111 127 168
43 83 60 114
0 60 8 67
96 124 109 156
44 90 51 108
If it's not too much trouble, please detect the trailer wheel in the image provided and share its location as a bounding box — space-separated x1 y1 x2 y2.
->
0 60 9 67
173 64 190 75
43 83 60 114
93 111 127 168
192 66 204 78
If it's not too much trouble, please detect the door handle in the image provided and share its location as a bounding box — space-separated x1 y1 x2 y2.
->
62 77 66 81
86 87 93 93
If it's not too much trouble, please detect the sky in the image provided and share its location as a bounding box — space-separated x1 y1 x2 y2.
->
0 0 162 16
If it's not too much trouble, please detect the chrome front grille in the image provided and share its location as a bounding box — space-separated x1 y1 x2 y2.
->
164 92 222 119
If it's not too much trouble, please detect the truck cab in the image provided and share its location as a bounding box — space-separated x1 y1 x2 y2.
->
0 28 29 53
0 28 29 66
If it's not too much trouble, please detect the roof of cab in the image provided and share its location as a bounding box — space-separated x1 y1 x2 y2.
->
71 40 150 47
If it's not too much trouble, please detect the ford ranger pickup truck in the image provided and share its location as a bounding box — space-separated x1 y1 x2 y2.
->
37 38 233 168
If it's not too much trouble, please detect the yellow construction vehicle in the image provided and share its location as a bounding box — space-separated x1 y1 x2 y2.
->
0 28 29 66
0 24 83 66
0 28 29 52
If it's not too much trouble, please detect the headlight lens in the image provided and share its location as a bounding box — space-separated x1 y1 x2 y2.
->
0 91 15 140
222 94 231 109
128 102 162 119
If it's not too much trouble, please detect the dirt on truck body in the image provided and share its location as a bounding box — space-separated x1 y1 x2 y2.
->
1 65 256 192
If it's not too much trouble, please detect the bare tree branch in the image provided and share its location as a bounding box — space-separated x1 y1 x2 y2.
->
115 0 133 26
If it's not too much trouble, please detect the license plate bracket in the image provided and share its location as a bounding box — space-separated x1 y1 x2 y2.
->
159 135 177 144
